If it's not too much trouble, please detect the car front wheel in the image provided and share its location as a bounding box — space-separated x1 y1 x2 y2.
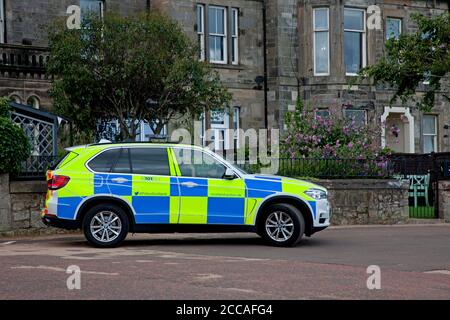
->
83 204 129 248
259 203 305 247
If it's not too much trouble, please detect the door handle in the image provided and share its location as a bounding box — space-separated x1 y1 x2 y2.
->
111 177 128 184
181 181 198 188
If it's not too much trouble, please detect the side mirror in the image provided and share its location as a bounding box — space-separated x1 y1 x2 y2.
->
223 168 236 180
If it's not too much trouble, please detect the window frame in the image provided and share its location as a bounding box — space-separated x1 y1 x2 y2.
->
313 7 330 76
385 17 402 40
210 109 230 151
233 106 240 148
85 148 122 173
0 0 5 43
422 115 438 153
344 7 367 76
110 148 132 174
172 146 244 179
231 8 239 65
80 0 104 21
208 5 228 64
315 109 330 119
128 147 171 176
343 108 367 127
196 4 206 61
26 96 40 109
86 146 171 177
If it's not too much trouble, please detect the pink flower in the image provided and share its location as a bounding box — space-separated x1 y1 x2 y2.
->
348 142 353 149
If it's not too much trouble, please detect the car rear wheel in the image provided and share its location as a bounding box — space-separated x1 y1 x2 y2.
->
83 204 129 248
259 203 305 247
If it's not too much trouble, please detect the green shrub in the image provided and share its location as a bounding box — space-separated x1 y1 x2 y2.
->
0 100 31 174
0 97 10 118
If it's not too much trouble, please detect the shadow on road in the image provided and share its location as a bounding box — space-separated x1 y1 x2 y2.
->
53 234 332 249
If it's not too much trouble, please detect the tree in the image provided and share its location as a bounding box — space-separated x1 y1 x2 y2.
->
356 13 449 111
46 11 230 141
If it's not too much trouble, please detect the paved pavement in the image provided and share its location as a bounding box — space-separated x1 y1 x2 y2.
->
0 224 449 299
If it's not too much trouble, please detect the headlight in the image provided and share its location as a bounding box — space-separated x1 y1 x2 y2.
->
304 188 327 200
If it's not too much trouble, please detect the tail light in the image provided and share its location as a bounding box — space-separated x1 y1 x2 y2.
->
47 175 70 190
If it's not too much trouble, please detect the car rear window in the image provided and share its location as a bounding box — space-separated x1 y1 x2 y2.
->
129 148 170 176
111 148 132 174
53 151 79 170
88 149 121 172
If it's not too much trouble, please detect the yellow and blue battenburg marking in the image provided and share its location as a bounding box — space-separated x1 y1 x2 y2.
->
43 145 320 226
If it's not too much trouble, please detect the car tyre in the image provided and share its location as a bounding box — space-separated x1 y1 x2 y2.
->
83 204 129 248
259 203 305 247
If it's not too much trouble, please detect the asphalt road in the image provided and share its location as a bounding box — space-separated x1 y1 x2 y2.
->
0 224 449 300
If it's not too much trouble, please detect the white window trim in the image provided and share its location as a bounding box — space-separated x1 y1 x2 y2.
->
0 0 5 43
344 7 366 76
380 106 415 153
422 115 438 153
231 8 239 65
197 4 206 61
210 109 230 150
313 7 330 76
233 106 240 148
208 6 227 64
385 17 402 40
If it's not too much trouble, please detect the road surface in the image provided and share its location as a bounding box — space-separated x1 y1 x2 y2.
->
0 224 449 299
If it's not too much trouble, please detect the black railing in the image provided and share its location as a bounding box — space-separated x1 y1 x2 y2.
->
11 155 59 180
234 158 397 179
12 153 450 181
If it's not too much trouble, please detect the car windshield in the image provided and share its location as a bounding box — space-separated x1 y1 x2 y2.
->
208 151 249 175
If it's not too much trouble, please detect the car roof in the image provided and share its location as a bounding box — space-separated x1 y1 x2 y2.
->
66 142 205 152
91 142 200 148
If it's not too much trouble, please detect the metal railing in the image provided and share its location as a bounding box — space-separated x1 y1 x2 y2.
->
12 155 59 180
234 157 396 179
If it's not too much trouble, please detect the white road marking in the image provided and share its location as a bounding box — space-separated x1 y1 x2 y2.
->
424 270 450 275
193 273 223 281
1 241 16 245
11 265 119 276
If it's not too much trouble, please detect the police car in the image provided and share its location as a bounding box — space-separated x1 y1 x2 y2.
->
42 142 331 247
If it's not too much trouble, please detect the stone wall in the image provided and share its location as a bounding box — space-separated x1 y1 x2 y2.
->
9 180 47 230
0 174 48 234
317 179 410 225
0 174 11 232
438 180 450 222
1 174 415 235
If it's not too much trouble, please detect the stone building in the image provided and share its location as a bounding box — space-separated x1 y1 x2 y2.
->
0 0 449 153
294 0 450 154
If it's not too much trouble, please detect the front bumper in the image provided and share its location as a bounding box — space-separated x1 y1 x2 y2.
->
42 214 80 230
315 199 331 226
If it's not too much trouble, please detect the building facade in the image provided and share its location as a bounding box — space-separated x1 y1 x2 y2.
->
0 0 448 153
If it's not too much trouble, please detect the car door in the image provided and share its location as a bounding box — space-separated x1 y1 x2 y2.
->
172 147 246 225
122 147 179 224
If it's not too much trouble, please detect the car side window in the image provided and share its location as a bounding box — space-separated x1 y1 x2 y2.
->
88 149 121 172
111 148 132 173
129 147 170 176
174 148 227 179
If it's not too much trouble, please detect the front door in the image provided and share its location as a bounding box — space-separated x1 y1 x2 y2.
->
172 147 246 225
